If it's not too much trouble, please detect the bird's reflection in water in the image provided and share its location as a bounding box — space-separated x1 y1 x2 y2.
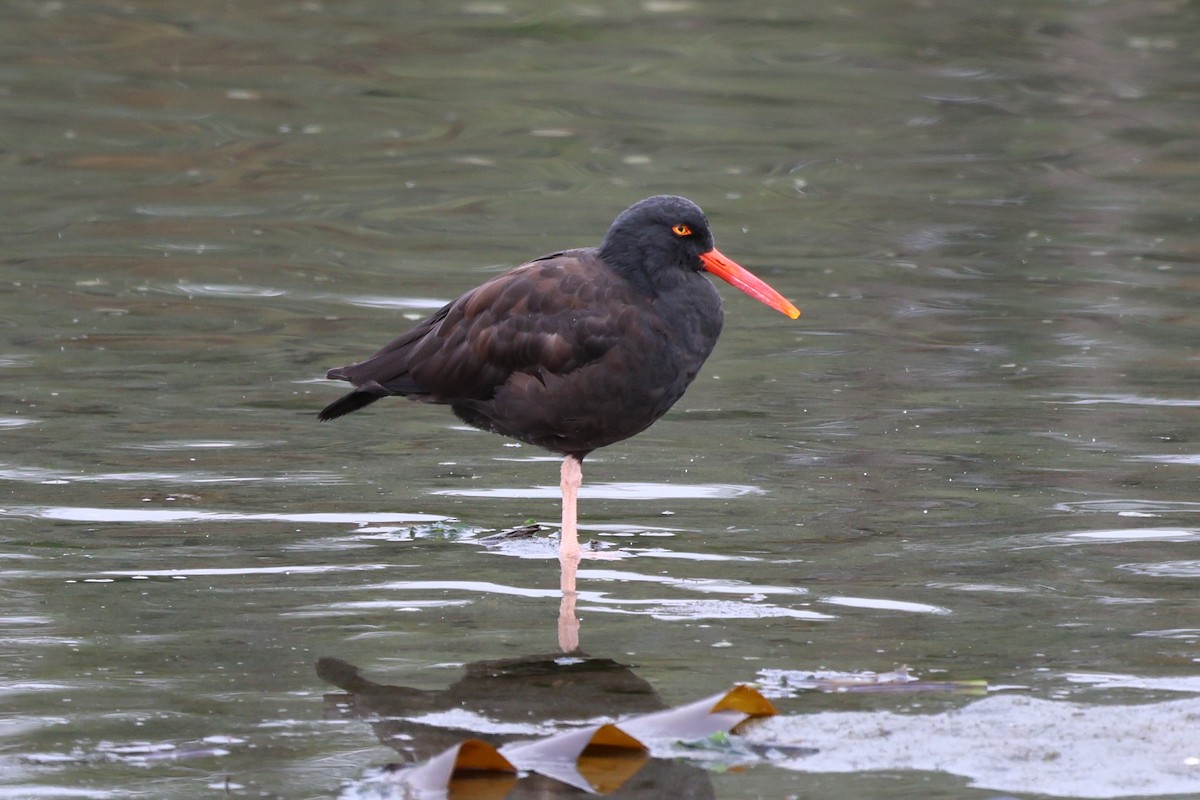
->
558 547 581 653
317 652 717 799
476 522 580 653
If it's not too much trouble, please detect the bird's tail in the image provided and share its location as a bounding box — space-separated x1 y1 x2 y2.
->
317 390 381 421
317 378 393 422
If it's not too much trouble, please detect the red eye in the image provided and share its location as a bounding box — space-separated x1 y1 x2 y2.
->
672 224 692 237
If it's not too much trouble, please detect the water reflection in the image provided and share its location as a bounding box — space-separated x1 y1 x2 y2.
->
559 551 581 652
317 652 717 799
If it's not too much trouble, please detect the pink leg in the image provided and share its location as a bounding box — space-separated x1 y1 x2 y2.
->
559 454 582 563
558 454 582 652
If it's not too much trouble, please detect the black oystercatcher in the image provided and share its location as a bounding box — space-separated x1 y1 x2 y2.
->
318 195 799 567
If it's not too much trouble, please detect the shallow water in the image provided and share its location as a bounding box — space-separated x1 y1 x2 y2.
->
3 1 1200 798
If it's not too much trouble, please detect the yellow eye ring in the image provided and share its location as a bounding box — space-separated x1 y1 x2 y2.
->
672 223 692 237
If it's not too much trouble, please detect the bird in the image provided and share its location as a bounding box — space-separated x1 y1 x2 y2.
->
318 195 799 576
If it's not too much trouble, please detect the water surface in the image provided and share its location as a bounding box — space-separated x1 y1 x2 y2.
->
3 1 1200 797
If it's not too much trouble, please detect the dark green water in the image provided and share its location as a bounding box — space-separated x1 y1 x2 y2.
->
3 1 1200 798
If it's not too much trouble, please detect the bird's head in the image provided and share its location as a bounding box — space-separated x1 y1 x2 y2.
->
599 195 800 319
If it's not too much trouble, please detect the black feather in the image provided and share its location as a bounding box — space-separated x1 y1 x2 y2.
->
317 381 391 421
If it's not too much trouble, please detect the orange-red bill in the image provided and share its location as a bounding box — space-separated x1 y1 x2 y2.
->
699 248 800 320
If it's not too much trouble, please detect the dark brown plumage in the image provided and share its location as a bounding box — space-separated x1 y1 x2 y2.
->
319 195 799 566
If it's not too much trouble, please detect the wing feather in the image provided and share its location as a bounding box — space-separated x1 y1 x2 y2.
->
321 249 631 411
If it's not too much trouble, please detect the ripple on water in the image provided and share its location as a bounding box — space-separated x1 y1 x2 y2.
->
620 548 762 562
120 439 277 451
573 568 830 621
0 464 344 486
78 564 395 581
1129 453 1200 465
283 598 473 619
820 596 953 615
174 281 288 298
1049 528 1198 543
0 682 73 696
0 505 447 525
350 574 833 623
1063 671 1200 692
583 598 834 622
134 205 264 218
1053 498 1200 515
342 294 452 311
1131 628 1200 641
927 581 1030 594
146 243 232 254
1116 560 1200 578
1051 392 1200 407
429 482 765 500
580 569 801 596
372 579 560 600
584 523 684 536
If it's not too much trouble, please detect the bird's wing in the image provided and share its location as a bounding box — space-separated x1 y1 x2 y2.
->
327 249 636 403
